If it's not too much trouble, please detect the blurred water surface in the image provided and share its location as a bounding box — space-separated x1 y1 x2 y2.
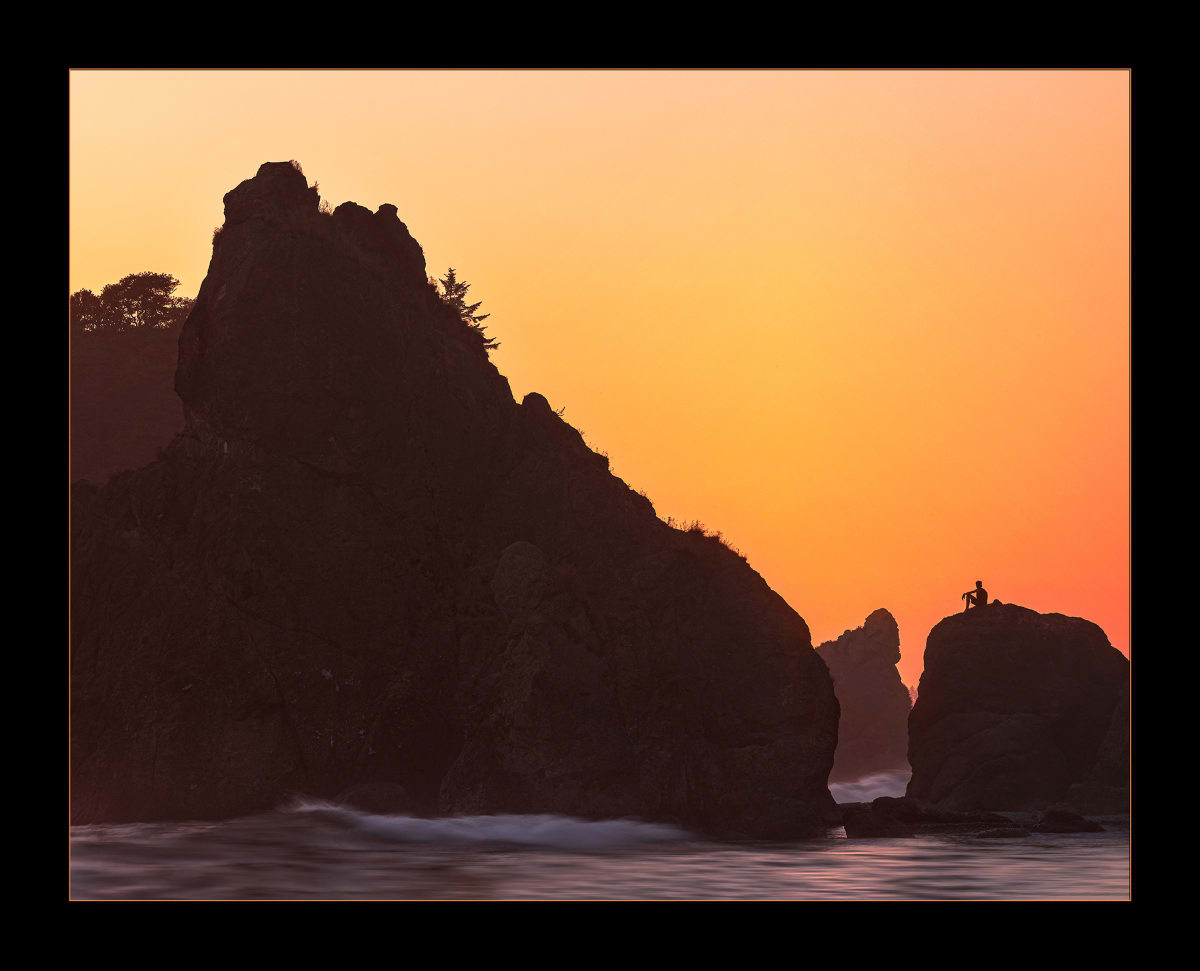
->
70 801 1129 900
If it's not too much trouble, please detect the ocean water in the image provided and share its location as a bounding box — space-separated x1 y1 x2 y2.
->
70 789 1130 900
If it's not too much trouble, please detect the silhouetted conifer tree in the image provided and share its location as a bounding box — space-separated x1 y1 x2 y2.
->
437 267 498 351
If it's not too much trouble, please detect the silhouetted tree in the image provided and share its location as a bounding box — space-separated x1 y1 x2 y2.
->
70 273 193 334
437 267 498 351
69 289 107 335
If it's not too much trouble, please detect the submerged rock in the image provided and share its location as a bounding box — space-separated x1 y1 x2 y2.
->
816 608 911 781
907 603 1129 812
1032 809 1105 834
841 795 1010 838
70 162 839 838
841 803 910 837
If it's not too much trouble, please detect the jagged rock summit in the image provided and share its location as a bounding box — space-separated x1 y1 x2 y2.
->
71 162 840 837
816 608 912 782
906 602 1129 812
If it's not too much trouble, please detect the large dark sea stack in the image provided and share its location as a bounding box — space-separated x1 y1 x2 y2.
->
70 162 839 837
907 603 1129 812
815 609 911 781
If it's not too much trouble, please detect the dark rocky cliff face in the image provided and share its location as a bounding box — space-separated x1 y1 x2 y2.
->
70 325 184 485
71 162 840 837
907 603 1128 812
1065 680 1130 815
815 609 911 782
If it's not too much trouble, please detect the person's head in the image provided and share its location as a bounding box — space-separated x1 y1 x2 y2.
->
976 580 983 588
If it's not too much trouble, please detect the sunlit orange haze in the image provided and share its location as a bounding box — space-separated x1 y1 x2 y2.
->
69 70 1130 687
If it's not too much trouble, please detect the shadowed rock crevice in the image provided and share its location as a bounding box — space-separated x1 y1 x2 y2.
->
71 162 839 837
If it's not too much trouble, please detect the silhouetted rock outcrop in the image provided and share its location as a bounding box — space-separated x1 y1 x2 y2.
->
70 325 184 485
907 603 1129 812
816 609 911 781
70 162 840 838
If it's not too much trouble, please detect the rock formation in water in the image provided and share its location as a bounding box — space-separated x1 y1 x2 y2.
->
841 795 1011 837
1032 808 1105 833
70 325 185 485
840 797 1109 839
907 603 1129 812
815 609 911 782
70 162 840 837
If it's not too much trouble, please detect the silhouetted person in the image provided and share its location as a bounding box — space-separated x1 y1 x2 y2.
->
962 580 988 612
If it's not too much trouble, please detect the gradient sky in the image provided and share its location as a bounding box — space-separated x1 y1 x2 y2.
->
69 70 1130 687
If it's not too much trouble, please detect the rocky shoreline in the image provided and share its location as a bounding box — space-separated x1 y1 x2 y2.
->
837 797 1120 838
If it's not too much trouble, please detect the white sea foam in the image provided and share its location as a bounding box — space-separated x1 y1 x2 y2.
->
284 799 691 850
828 769 912 804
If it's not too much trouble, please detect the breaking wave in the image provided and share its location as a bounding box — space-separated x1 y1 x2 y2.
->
285 799 692 850
829 769 912 804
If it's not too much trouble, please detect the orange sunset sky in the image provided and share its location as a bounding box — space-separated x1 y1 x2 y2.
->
69 69 1130 687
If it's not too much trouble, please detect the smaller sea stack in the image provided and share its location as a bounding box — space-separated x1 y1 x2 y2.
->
907 603 1129 812
816 609 912 782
